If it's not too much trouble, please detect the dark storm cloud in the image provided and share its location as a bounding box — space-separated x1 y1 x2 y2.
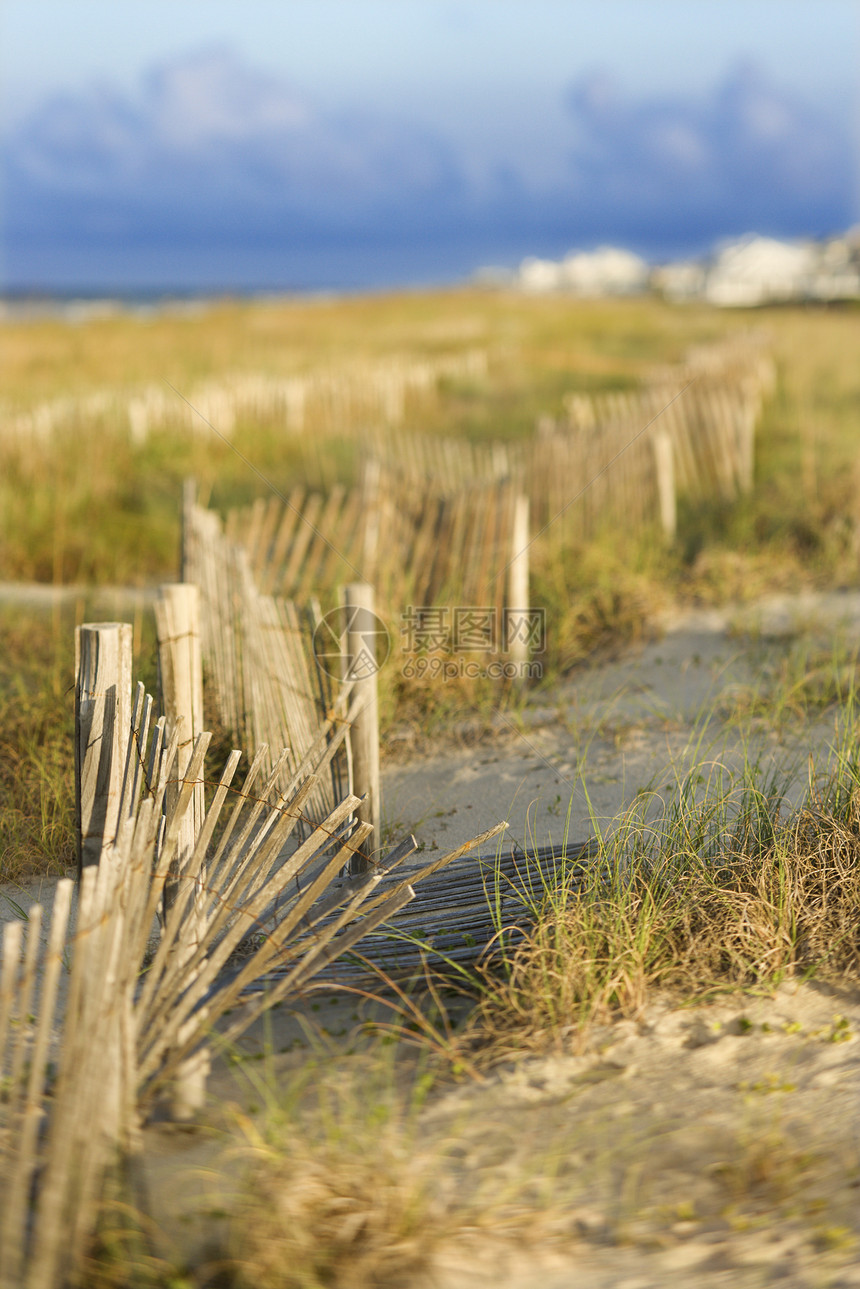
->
2 48 854 290
563 62 854 247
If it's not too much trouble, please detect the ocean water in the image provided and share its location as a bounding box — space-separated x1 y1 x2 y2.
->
0 225 691 303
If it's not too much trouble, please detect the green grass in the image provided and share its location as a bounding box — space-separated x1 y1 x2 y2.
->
5 289 860 1289
2 292 860 862
0 602 158 882
0 607 76 882
73 718 860 1285
4 293 858 605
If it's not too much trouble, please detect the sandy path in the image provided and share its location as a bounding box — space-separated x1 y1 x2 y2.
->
136 977 860 1288
424 979 860 1288
382 591 860 858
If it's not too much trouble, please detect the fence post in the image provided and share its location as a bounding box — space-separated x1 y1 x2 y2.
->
653 429 677 542
75 622 133 874
155 584 205 858
155 582 208 1118
507 495 530 673
344 583 381 873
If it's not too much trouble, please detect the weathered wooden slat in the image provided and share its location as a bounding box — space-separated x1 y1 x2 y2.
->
75 622 133 871
343 584 382 865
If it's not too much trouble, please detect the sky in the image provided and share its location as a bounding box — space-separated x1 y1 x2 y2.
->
1 1 858 294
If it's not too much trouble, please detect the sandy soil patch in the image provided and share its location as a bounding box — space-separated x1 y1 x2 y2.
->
425 979 860 1288
132 978 860 1288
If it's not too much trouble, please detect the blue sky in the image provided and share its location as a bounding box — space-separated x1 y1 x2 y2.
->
2 1 858 293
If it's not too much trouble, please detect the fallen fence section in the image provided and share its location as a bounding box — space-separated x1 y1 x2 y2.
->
246 838 603 990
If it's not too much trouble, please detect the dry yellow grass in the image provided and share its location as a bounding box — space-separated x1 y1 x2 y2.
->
3 290 860 1286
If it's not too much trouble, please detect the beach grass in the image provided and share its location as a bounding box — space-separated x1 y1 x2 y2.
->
471 727 860 1053
3 291 860 1285
2 293 860 876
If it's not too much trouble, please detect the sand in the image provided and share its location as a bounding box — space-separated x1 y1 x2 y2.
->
381 590 860 859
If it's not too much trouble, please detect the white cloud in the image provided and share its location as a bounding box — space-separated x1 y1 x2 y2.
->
7 47 463 216
562 60 853 244
143 48 311 148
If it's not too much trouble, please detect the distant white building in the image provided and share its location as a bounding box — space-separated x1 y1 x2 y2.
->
517 257 565 292
807 236 860 301
516 246 648 296
509 229 860 305
559 246 648 296
704 236 817 306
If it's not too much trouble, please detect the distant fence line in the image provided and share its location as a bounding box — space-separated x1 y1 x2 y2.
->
1 331 772 551
0 349 487 449
179 336 776 788
367 333 775 532
133 334 777 792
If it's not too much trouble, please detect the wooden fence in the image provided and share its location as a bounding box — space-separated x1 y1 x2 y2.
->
226 469 521 623
182 496 354 827
1 617 505 1287
364 333 775 540
184 466 534 807
0 331 776 1283
1 350 487 451
208 335 774 628
177 334 775 793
